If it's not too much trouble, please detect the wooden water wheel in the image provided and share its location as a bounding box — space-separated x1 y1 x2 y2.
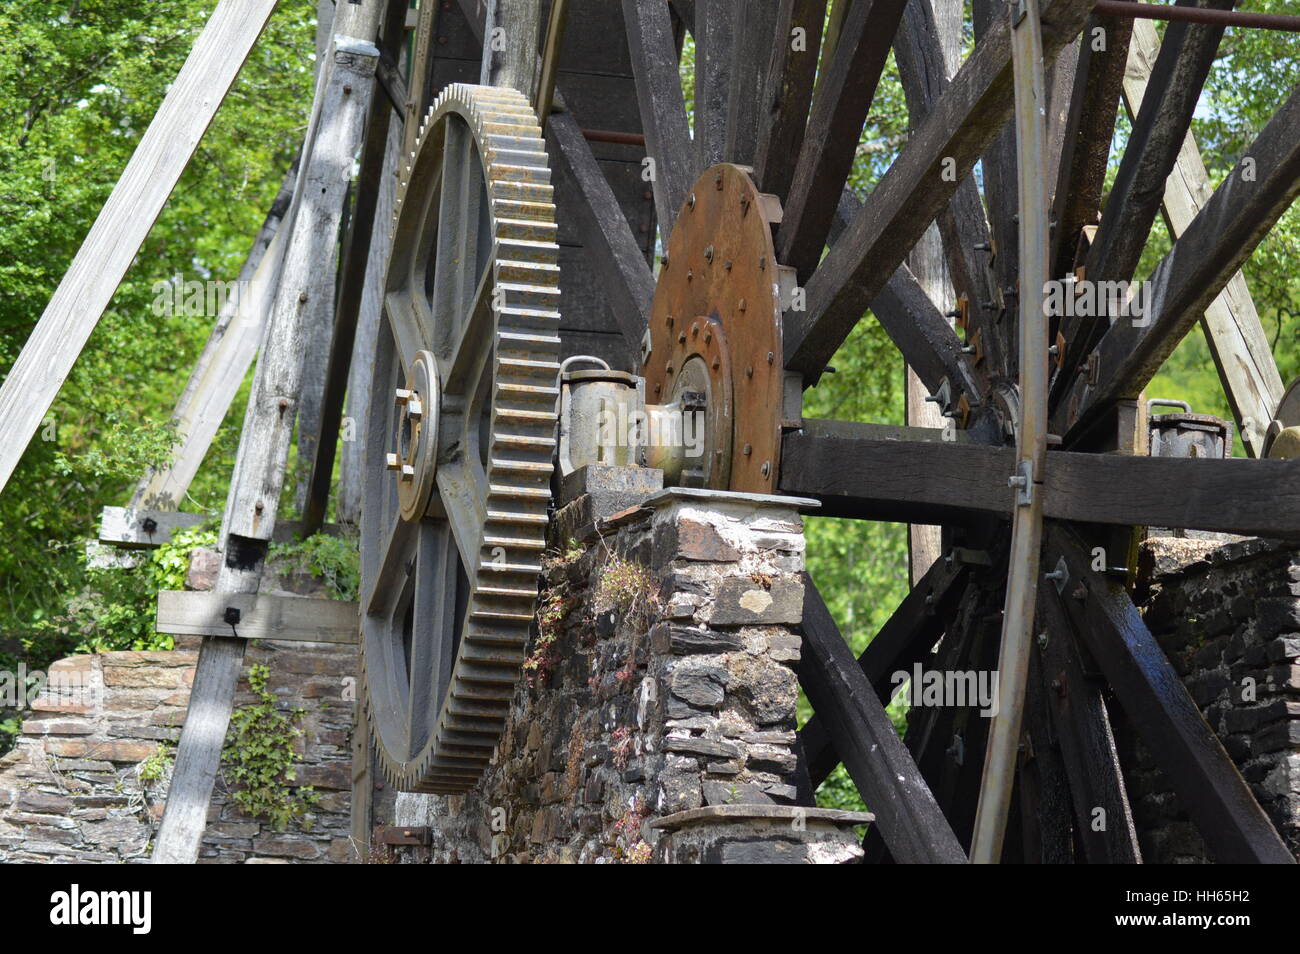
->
358 0 1300 863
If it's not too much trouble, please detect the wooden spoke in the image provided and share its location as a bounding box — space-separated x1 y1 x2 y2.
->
721 0 781 168
751 0 826 196
893 0 999 354
623 0 695 240
800 559 971 788
784 0 1095 381
776 0 908 282
1085 0 1235 286
1035 583 1141 863
1054 0 1235 394
1122 17 1284 457
1048 10 1132 280
797 573 967 863
1055 78 1300 441
779 420 1300 537
546 109 656 343
1044 525 1295 864
693 0 735 168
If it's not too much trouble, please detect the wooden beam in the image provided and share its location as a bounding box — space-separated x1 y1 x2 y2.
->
751 0 826 197
0 0 279 497
1086 0 1234 287
784 0 1095 380
1049 10 1131 280
303 0 410 535
157 591 358 644
152 22 384 866
1056 77 1300 441
778 421 1300 537
800 560 971 788
797 572 967 863
623 0 695 241
547 109 656 342
721 0 780 168
1035 581 1142 862
1122 16 1283 457
693 0 735 168
777 0 908 282
1044 524 1295 864
100 507 208 549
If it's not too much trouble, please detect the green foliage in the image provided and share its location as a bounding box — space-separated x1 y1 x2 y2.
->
222 664 318 832
0 0 316 667
269 531 361 601
137 743 173 785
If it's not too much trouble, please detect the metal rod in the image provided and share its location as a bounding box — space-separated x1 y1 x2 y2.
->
580 127 648 147
970 0 1051 866
533 0 569 127
1094 1 1300 32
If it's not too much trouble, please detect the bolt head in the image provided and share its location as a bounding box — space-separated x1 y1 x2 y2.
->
386 453 401 470
395 388 413 405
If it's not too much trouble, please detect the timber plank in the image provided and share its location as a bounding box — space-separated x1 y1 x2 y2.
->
752 0 826 197
156 591 359 644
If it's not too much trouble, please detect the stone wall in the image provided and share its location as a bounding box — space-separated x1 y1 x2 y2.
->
1132 536 1300 862
382 483 868 863
0 639 357 864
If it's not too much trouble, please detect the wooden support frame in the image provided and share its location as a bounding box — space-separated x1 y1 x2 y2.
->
152 15 384 865
0 0 279 497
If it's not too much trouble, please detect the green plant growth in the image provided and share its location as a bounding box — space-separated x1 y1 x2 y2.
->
269 531 361 601
221 664 318 831
137 743 173 785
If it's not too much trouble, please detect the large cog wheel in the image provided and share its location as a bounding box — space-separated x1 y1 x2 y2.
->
360 84 560 793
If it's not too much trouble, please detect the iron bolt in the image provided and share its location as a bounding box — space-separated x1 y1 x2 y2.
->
1037 632 1049 650
400 464 415 481
761 461 771 478
688 192 696 209
743 443 752 455
386 453 401 471
395 388 413 404
704 245 714 263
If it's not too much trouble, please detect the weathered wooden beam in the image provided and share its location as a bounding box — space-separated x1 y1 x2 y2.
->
720 0 780 168
751 0 826 197
778 422 1300 537
784 0 1095 380
800 560 971 788
623 0 695 241
777 0 908 283
1055 78 1300 441
1044 524 1295 864
303 0 410 535
99 507 208 549
1035 581 1142 863
1122 17 1283 457
153 18 384 866
1086 0 1234 287
1054 0 1235 397
547 109 656 342
693 0 735 168
1048 10 1131 280
0 0 279 497
156 591 359 644
797 572 967 863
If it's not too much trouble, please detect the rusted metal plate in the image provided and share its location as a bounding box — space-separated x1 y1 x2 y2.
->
642 163 784 493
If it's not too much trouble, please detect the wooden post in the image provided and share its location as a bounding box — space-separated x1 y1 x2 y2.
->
0 0 279 497
152 13 384 864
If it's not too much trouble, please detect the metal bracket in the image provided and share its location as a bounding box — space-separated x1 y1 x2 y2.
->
1007 458 1034 506
1044 556 1069 594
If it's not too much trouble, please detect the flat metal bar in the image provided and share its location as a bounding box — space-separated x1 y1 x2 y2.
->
1095 0 1300 31
971 0 1051 865
533 0 570 126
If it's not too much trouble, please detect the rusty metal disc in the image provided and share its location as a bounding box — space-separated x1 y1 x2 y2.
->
642 163 784 493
